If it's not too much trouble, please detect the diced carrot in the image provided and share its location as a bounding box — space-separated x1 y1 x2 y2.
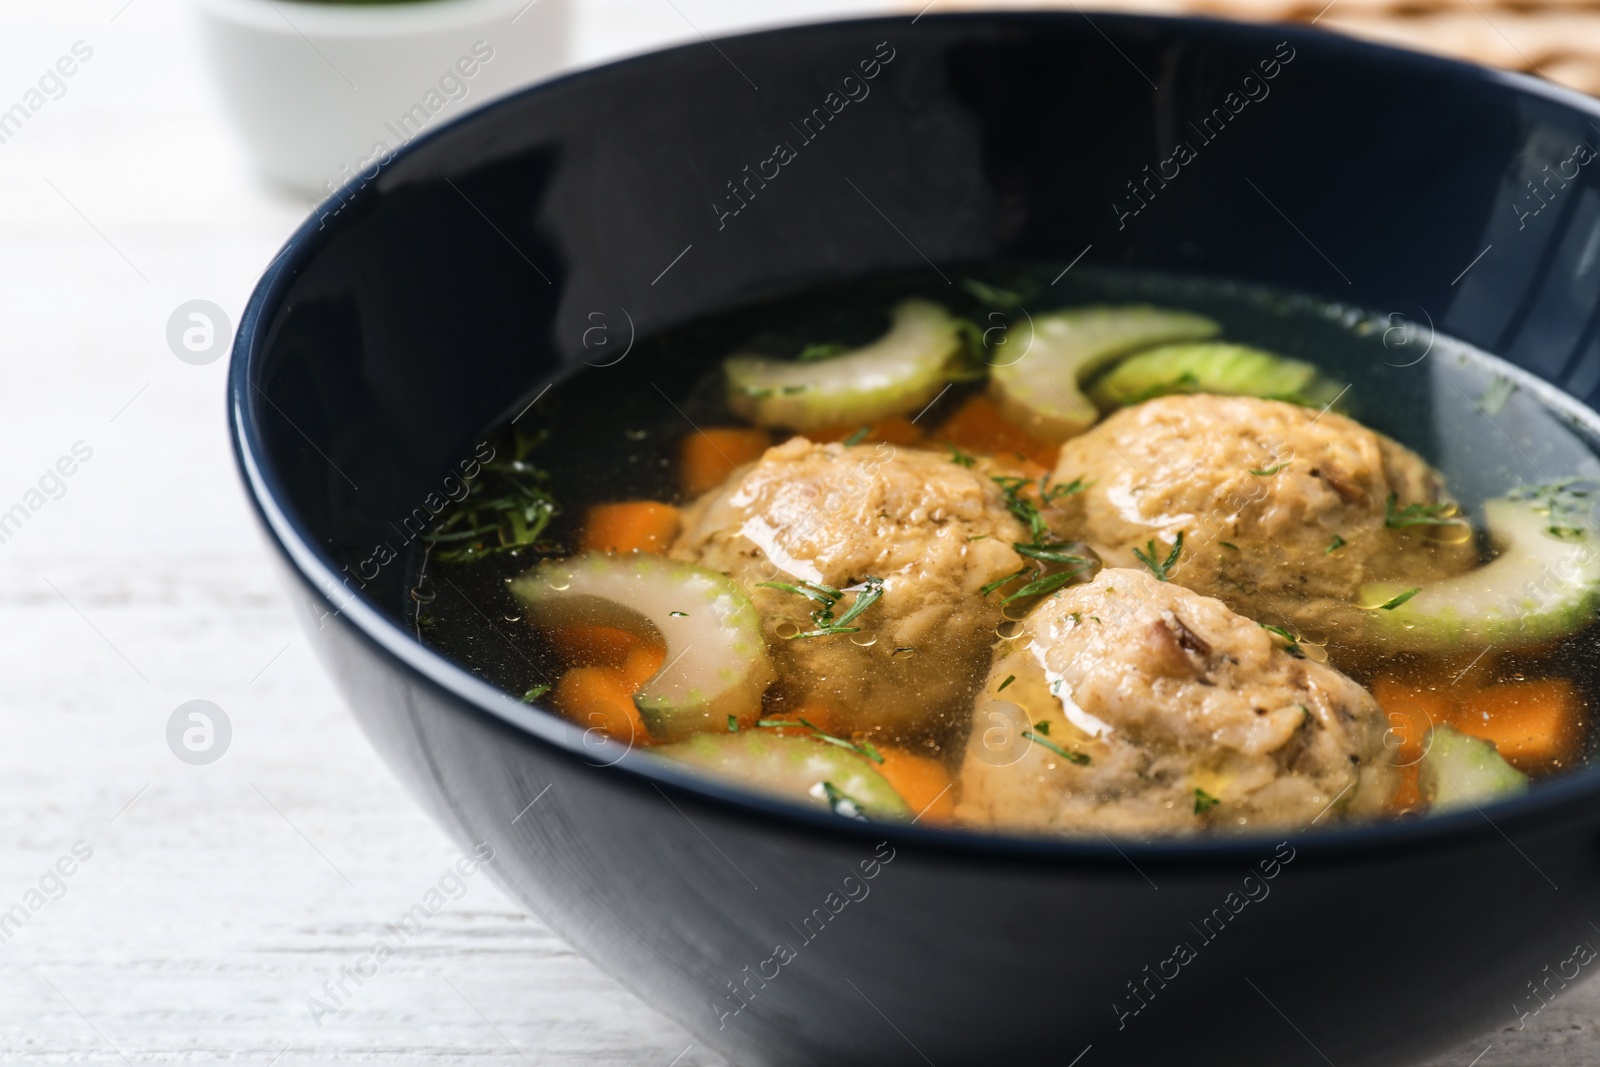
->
551 665 650 743
875 747 956 823
1451 679 1582 769
808 417 926 446
1390 763 1422 814
1371 676 1453 763
545 624 645 668
621 642 666 688
581 501 681 555
680 428 771 497
936 393 1060 468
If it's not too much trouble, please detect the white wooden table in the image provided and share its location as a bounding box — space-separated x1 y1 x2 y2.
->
0 1 1594 1063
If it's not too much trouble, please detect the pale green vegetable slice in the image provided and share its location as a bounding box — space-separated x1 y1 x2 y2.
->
655 731 911 819
1359 491 1600 651
1419 724 1528 813
509 552 774 741
724 298 964 431
1087 342 1347 411
990 306 1219 441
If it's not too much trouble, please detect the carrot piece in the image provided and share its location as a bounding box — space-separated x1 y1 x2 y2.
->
808 417 926 446
545 624 644 668
937 394 1060 468
1390 763 1423 814
550 665 650 743
1370 676 1454 763
1451 678 1582 769
874 747 956 823
680 428 771 497
581 501 682 555
621 642 667 688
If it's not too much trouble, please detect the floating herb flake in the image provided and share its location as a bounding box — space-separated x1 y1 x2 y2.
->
1132 531 1184 581
1378 587 1421 610
1326 535 1346 554
998 674 1016 692
521 683 552 703
1022 729 1090 764
1194 788 1220 815
1385 493 1467 530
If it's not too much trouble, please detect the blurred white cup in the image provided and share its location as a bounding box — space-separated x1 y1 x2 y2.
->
198 0 569 197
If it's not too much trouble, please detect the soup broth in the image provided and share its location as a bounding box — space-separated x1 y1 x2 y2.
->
408 267 1600 836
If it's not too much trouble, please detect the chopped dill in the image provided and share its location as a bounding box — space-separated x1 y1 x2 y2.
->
796 341 850 362
1378 587 1421 610
843 426 871 447
423 427 558 564
1219 541 1239 551
766 577 884 637
998 674 1016 692
1250 462 1289 477
1132 531 1184 581
758 718 883 763
727 715 738 732
1193 788 1220 815
819 781 869 820
1326 535 1346 554
669 610 688 617
521 683 552 703
946 442 977 467
1385 493 1468 530
1031 719 1049 735
1259 622 1303 657
1022 729 1090 764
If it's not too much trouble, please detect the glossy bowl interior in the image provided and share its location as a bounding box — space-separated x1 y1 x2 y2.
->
231 13 1600 1065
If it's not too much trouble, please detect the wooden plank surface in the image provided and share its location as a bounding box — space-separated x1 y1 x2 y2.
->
0 1 1595 1063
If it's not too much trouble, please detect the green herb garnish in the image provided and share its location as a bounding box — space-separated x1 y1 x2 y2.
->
1219 541 1239 552
1385 493 1468 530
797 341 850 362
1326 535 1346 554
1031 719 1049 735
1002 569 1084 604
1193 788 1220 815
1378 587 1421 610
669 610 688 617
843 426 871 447
1014 541 1093 564
960 277 1029 309
423 428 557 564
521 683 552 703
1132 531 1184 582
946 442 977 467
766 577 884 637
727 715 738 732
1259 622 1303 657
1509 480 1592 541
758 718 883 764
1250 462 1288 477
998 675 1016 692
1022 729 1090 764
819 781 868 820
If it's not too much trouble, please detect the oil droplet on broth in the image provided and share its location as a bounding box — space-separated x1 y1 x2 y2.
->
546 577 571 591
997 620 1025 640
849 632 877 647
774 621 801 639
1299 641 1329 664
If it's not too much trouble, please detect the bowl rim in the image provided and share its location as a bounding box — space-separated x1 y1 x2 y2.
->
229 8 1600 869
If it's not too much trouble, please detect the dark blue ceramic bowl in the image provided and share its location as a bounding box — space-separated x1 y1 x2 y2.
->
230 13 1600 1065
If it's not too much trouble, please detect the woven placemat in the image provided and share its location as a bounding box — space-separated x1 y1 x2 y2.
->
912 0 1600 93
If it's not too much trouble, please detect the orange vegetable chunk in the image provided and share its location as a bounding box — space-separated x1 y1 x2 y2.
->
551 665 649 743
1371 676 1454 764
581 501 681 555
545 624 644 668
937 393 1060 467
875 747 956 824
1451 678 1581 769
679 428 771 497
